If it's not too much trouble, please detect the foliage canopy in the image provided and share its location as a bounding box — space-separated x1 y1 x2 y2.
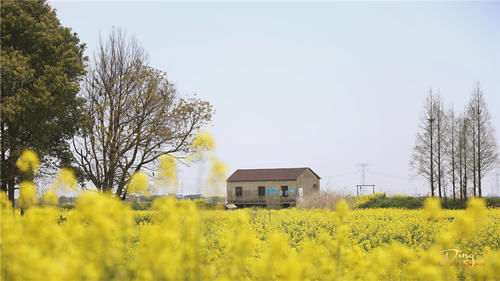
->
0 0 86 201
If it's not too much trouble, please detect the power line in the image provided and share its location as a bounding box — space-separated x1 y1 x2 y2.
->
369 170 410 181
330 170 358 178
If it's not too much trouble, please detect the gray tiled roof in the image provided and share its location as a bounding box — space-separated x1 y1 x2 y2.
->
227 168 320 182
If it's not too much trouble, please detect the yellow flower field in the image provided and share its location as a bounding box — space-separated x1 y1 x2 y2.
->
2 192 499 281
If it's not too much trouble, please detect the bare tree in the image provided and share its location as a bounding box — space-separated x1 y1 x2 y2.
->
447 106 459 200
466 111 478 196
457 115 471 200
466 83 499 197
434 94 447 198
72 29 213 199
457 116 464 200
411 89 438 196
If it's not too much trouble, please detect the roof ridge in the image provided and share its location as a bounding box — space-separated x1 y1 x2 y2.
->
227 167 320 182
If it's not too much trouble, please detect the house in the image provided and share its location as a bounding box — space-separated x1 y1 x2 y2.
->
226 167 320 209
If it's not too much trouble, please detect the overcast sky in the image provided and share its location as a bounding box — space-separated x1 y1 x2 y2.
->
50 1 500 196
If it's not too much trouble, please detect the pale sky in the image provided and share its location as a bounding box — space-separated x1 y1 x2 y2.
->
49 1 500 196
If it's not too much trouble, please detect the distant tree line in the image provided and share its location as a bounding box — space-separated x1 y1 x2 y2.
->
410 84 499 199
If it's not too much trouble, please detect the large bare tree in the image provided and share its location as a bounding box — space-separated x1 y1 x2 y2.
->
411 90 451 198
466 83 498 197
72 29 213 199
410 89 438 196
466 110 478 196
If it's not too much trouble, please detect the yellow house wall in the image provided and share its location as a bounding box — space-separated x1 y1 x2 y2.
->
296 169 320 197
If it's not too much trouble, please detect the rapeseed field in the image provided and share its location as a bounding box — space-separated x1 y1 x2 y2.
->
1 150 499 280
2 192 500 280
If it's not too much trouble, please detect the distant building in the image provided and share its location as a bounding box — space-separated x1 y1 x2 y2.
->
183 194 202 200
58 196 77 204
226 167 320 208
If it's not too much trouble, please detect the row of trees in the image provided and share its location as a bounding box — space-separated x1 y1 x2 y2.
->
1 0 213 202
410 85 498 199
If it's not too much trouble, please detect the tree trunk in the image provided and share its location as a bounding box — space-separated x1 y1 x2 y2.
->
458 130 463 201
451 141 456 201
472 157 476 197
450 113 456 201
1 120 6 193
7 137 18 203
477 110 482 197
458 157 463 201
463 119 468 201
437 105 442 199
430 119 435 197
437 143 442 198
7 160 16 203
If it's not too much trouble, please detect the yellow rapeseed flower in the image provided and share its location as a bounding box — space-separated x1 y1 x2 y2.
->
158 154 177 187
16 150 40 172
335 199 351 219
466 197 487 219
127 171 149 194
53 168 78 191
454 197 488 237
18 181 38 208
423 197 441 220
191 131 215 152
207 156 227 188
42 189 59 205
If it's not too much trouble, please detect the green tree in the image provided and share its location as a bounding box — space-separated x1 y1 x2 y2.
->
1 0 86 203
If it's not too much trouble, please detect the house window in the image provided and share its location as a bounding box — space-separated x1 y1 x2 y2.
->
267 189 277 195
235 186 242 197
280 186 289 197
258 186 265 196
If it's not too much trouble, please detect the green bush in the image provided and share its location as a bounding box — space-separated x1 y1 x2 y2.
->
193 199 224 210
59 203 75 210
355 193 500 209
354 193 387 209
355 194 425 209
131 202 152 210
486 197 500 207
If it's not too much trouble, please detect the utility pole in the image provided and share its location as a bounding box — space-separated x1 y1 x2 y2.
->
357 163 369 195
358 163 369 186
